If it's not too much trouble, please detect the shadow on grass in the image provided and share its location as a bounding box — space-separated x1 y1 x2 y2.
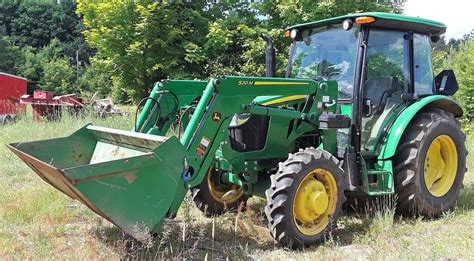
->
92 212 383 259
92 186 474 259
93 211 278 259
91 196 401 259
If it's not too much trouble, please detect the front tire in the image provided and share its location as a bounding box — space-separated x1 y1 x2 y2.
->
264 148 346 248
393 108 467 217
191 168 247 216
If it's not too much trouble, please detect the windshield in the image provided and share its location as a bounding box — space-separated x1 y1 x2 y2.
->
289 26 359 98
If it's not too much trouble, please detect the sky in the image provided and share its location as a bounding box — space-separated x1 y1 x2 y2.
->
404 0 473 40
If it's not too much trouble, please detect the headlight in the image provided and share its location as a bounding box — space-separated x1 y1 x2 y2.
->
290 29 299 39
342 19 353 30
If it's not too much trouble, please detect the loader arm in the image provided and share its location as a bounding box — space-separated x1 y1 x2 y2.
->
168 76 323 188
134 76 324 187
134 80 208 135
8 76 338 238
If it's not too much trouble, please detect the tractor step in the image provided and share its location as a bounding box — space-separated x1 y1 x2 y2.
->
7 124 188 236
367 170 394 195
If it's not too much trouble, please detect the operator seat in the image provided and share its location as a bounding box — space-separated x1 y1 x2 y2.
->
363 76 402 115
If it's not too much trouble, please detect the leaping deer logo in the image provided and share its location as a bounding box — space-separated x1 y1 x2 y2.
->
212 112 222 122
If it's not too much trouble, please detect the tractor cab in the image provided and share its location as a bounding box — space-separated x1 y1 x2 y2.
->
285 12 458 162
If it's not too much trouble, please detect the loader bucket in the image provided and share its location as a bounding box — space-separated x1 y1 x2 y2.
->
7 124 188 236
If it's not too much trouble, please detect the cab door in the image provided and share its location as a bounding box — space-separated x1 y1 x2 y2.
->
360 29 410 156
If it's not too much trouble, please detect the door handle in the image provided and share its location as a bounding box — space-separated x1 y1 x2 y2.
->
364 99 373 116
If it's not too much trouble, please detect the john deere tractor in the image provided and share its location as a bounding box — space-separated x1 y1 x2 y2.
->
9 12 467 248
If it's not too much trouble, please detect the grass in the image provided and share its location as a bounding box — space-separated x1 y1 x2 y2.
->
0 110 473 260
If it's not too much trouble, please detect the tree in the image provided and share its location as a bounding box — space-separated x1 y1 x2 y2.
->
42 58 75 94
0 36 23 75
17 47 43 87
3 1 87 51
77 0 401 102
432 32 473 74
78 58 113 98
0 0 93 78
258 0 401 29
450 40 474 119
15 38 70 92
204 17 266 77
77 1 211 102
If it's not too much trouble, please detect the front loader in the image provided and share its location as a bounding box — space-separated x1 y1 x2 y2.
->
8 12 467 248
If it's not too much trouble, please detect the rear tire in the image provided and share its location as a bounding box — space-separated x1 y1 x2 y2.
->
191 168 248 216
264 148 345 248
393 108 467 217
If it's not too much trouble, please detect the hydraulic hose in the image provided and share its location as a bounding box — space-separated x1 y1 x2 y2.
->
134 97 160 133
177 106 195 139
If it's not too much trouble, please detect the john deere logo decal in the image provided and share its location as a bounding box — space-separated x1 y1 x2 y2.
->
212 112 222 122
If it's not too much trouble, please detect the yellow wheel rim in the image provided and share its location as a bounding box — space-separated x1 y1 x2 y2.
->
293 168 338 236
423 135 458 197
207 169 244 204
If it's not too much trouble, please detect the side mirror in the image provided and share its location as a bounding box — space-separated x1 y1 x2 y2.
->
434 69 458 96
431 35 441 43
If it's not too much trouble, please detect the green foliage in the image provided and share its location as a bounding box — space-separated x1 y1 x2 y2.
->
432 34 473 74
18 47 43 85
432 34 474 120
366 53 404 81
432 48 446 75
0 0 92 94
78 58 113 99
2 0 402 101
42 58 75 94
76 0 400 102
0 36 23 74
16 38 73 91
451 40 474 119
258 0 401 29
0 0 90 54
204 20 267 77
77 1 211 102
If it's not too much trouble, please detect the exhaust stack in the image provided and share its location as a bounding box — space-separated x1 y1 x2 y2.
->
261 34 276 77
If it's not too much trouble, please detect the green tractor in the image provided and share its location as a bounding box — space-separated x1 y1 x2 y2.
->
8 12 467 248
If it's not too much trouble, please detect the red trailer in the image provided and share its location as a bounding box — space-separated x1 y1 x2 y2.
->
0 72 27 124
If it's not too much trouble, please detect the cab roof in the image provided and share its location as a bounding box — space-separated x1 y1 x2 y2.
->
288 12 446 36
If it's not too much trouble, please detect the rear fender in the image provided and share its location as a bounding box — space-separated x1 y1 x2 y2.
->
378 95 463 160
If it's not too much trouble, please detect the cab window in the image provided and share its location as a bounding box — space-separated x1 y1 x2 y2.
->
414 34 434 95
